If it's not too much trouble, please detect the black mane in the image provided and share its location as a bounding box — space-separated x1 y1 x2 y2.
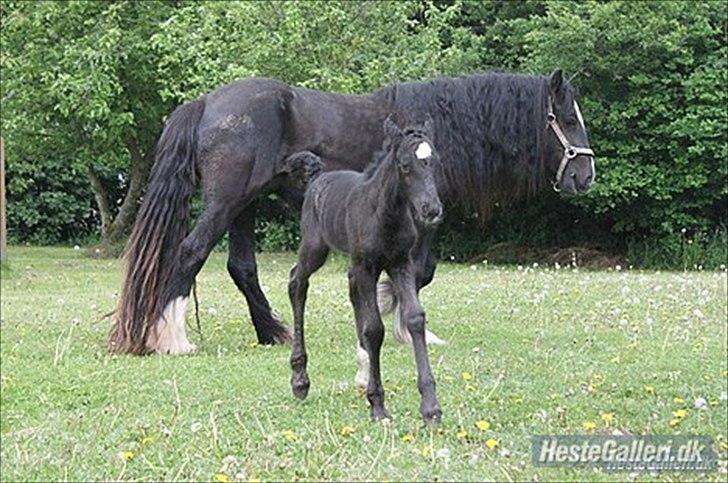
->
380 72 564 217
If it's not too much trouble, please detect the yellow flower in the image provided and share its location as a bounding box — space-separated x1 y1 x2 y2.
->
120 450 134 461
644 385 655 395
673 397 685 405
456 429 468 439
401 433 415 443
610 356 620 364
669 418 681 428
720 441 728 451
582 421 597 432
485 438 498 449
281 430 297 442
600 413 614 425
339 425 355 437
462 372 473 381
214 474 231 483
476 420 490 431
141 436 154 445
673 409 688 419
421 445 432 457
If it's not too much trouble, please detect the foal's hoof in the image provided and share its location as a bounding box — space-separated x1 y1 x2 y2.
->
371 408 391 422
422 407 442 426
291 373 310 400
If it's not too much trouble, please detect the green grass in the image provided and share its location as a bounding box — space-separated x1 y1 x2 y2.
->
1 247 727 481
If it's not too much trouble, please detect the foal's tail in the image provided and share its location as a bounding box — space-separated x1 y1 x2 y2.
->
108 98 205 355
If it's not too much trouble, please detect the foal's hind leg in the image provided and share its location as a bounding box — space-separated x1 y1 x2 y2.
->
289 240 329 399
228 204 291 344
350 263 389 421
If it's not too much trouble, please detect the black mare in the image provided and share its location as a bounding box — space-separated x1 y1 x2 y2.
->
288 117 443 423
109 70 595 357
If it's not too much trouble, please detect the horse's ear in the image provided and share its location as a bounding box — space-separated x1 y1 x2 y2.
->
383 114 402 140
423 114 434 137
549 69 563 95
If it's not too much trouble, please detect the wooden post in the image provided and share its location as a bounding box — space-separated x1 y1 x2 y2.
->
0 137 6 263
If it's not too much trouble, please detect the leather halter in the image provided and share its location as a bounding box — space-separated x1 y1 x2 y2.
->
547 96 595 192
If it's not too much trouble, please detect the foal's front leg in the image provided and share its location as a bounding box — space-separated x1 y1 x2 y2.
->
389 263 442 424
349 263 389 421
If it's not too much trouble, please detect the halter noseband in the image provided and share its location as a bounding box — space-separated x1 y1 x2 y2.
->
547 96 595 192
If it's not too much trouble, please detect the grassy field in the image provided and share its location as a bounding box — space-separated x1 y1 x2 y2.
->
1 246 726 481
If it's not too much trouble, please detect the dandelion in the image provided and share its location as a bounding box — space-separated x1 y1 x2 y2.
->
669 418 681 428
582 421 597 432
214 474 231 483
401 433 415 443
673 409 688 419
462 372 473 381
120 450 134 461
281 430 297 442
456 429 468 440
644 385 655 395
485 438 498 449
673 397 685 405
720 441 728 451
141 436 154 445
601 413 615 425
339 426 355 437
421 445 432 457
476 420 490 431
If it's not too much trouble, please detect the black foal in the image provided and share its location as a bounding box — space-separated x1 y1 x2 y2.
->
288 116 444 423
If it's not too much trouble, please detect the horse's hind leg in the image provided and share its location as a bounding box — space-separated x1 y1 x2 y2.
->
288 239 329 399
149 201 232 354
350 263 389 421
228 204 291 344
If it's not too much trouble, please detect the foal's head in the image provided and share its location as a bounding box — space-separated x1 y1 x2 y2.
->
383 116 443 227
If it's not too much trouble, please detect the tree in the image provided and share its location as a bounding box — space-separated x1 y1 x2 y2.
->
1 0 174 246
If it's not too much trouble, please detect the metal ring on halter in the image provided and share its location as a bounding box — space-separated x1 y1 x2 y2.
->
566 148 577 159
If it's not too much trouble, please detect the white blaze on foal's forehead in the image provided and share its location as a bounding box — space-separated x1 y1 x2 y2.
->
415 142 432 159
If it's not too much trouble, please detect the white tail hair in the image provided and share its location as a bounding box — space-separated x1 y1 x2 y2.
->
376 279 446 345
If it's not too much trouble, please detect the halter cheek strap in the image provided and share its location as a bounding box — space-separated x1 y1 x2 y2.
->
547 96 595 192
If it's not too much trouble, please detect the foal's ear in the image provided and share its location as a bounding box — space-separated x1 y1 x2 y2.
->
383 114 402 141
549 69 563 95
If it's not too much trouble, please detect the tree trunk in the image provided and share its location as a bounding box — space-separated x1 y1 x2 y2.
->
88 133 153 250
87 165 112 237
104 135 153 244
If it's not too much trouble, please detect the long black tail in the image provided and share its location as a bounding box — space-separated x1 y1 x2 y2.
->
109 98 205 354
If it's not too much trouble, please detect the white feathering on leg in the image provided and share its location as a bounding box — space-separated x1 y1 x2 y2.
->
376 279 396 315
152 296 196 354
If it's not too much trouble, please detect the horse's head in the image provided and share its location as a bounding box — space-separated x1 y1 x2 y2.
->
545 69 596 195
383 115 443 227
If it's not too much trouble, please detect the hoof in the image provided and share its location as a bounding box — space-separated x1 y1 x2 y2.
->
157 341 197 355
257 318 292 345
371 408 391 422
422 407 442 426
291 373 310 400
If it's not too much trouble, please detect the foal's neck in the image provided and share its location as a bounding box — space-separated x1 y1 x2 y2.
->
365 150 407 222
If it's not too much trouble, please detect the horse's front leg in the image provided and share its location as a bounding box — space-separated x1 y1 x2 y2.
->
228 205 292 344
350 263 389 421
388 262 442 425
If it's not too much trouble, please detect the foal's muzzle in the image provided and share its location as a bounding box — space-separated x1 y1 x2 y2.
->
420 202 443 226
